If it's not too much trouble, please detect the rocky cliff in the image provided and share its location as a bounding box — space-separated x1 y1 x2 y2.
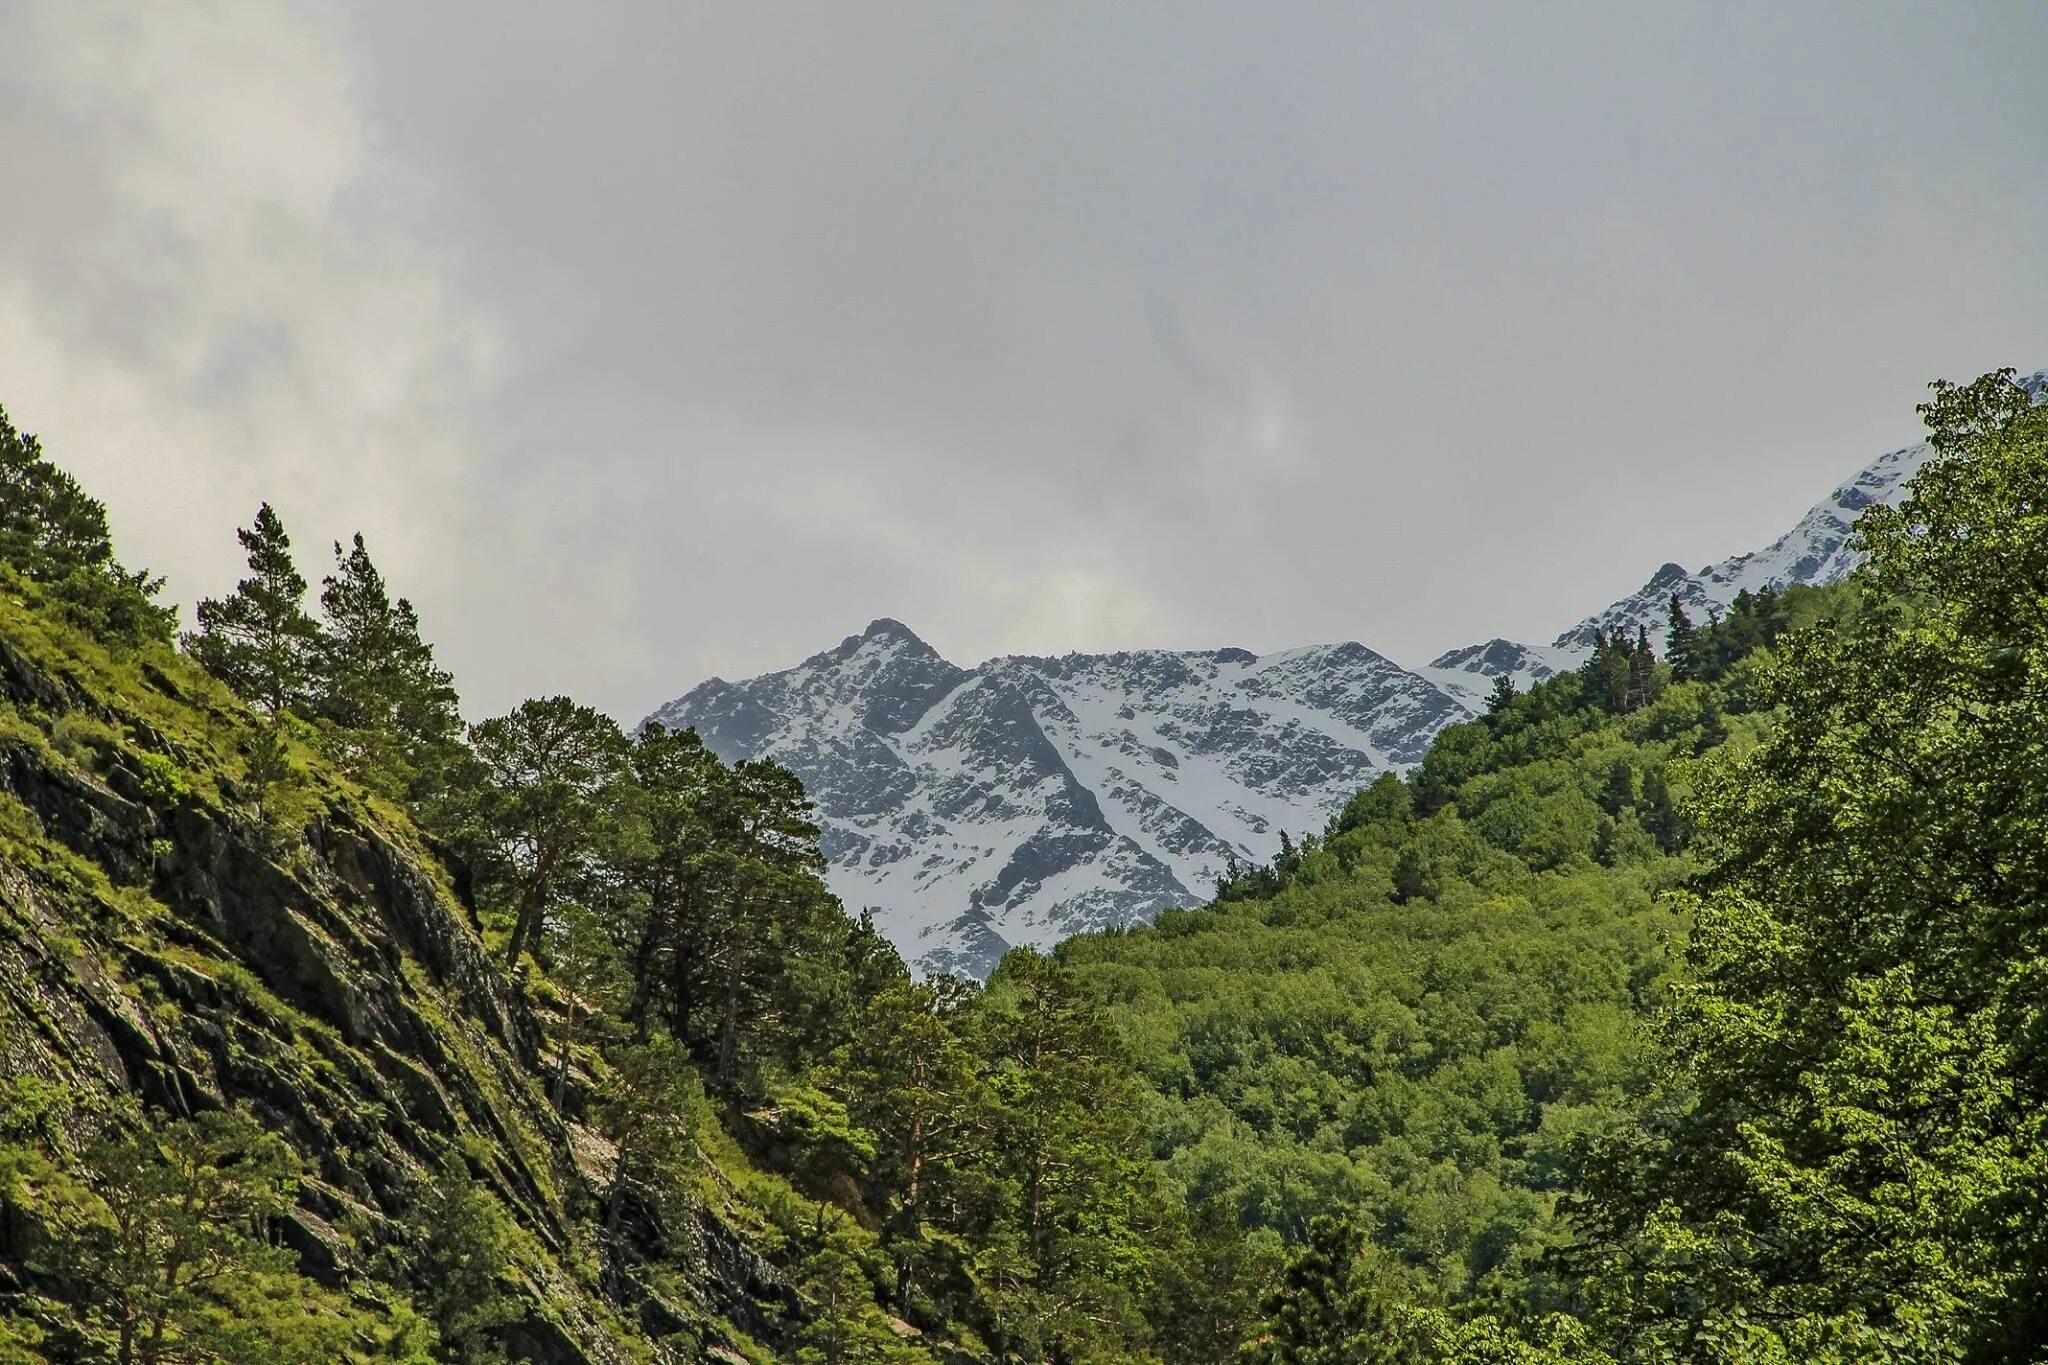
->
0 588 791 1361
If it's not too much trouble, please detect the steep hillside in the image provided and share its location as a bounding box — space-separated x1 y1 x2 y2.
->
0 583 808 1361
0 406 1237 1365
647 624 1463 975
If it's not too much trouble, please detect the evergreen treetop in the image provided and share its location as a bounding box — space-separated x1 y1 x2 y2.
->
183 503 320 714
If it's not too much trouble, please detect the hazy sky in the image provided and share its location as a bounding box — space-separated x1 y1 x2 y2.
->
4 2 2044 718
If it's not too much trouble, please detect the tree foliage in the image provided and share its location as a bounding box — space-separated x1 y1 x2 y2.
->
182 504 320 714
0 405 174 644
1562 368 2048 1362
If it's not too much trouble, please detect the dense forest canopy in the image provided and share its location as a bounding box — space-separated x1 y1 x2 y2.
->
0 367 2043 1363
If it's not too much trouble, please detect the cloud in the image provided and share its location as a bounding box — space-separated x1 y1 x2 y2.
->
4 2 2045 722
0 0 500 696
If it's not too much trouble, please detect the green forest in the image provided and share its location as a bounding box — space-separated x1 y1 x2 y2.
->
2 366 2045 1363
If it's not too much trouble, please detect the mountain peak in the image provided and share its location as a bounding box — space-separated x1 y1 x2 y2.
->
864 616 923 642
827 616 945 664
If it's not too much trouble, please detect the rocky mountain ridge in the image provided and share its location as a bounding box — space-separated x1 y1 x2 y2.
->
651 379 2046 974
649 626 1464 975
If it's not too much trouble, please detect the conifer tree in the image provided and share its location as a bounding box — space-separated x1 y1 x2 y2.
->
1664 593 1699 682
592 1034 702 1244
617 725 726 1039
48 1109 371 1365
1627 624 1663 711
1597 758 1636 818
1486 673 1518 716
0 405 173 643
311 533 462 791
1252 1215 1411 1365
184 504 320 714
829 976 984 1300
973 950 1156 1357
466 696 629 969
401 1161 520 1364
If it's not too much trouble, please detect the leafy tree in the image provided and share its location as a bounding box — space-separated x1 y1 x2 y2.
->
183 504 320 714
1334 773 1414 838
1570 369 2048 1361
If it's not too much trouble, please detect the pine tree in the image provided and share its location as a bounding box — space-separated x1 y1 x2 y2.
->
0 405 173 644
1627 624 1663 711
465 696 629 970
546 902 625 1110
49 1108 369 1365
184 505 320 714
1486 673 1519 716
829 977 984 1301
311 533 461 792
973 951 1156 1358
1579 631 1632 713
1597 758 1636 818
592 1034 703 1245
617 725 726 1039
1637 765 1680 853
1253 1215 1412 1365
402 1161 520 1364
1665 593 1699 682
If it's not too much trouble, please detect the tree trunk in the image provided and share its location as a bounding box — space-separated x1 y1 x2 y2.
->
503 878 543 968
625 900 668 1040
717 975 741 1101
551 995 578 1110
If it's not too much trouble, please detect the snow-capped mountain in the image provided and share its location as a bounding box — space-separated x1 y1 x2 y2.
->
647 373 2040 974
1425 369 2048 701
644 627 1465 975
1422 437 1939 703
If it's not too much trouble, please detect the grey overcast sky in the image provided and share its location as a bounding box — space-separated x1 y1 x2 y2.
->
3 2 2044 718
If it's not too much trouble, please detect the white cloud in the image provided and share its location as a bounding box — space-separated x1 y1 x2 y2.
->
0 0 498 691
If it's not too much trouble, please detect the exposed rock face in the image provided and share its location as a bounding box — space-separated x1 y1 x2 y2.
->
646 624 1466 976
0 620 785 1361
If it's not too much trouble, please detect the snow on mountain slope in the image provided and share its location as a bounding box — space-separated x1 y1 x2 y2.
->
1436 370 2048 695
644 624 1466 975
1549 439 1935 657
648 372 2042 974
1426 417 1974 700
